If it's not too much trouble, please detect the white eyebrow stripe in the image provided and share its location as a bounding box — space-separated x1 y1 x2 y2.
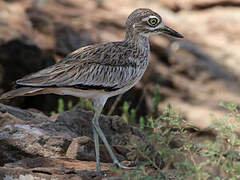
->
142 15 159 22
142 17 149 21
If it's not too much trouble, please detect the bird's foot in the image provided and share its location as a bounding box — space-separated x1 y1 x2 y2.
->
95 170 108 176
113 160 135 170
96 163 101 173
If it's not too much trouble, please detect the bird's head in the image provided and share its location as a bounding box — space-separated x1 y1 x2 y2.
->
126 8 183 39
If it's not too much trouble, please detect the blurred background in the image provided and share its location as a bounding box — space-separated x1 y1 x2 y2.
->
0 0 240 130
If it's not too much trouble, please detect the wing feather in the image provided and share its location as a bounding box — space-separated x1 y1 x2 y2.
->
16 43 139 91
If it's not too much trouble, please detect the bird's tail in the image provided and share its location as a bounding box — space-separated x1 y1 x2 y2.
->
0 87 44 100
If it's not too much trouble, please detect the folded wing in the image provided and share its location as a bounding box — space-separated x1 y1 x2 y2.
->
16 43 138 91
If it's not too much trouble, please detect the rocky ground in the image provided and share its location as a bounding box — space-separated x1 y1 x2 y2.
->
0 103 163 179
0 0 240 179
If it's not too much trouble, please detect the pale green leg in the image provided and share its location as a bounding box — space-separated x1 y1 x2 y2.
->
92 122 101 172
92 97 130 173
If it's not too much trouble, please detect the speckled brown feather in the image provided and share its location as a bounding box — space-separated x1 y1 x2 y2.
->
16 38 149 91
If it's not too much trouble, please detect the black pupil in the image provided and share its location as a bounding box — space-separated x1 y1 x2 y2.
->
150 18 157 25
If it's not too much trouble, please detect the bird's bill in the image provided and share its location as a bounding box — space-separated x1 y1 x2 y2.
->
160 24 184 38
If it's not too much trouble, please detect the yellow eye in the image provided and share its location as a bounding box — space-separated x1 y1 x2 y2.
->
148 18 159 26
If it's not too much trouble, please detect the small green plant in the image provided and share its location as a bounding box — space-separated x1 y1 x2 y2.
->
57 98 64 113
78 98 94 111
199 102 240 179
130 109 136 124
121 84 161 128
122 104 197 179
122 166 166 180
122 101 130 122
68 100 73 110
51 98 72 115
51 97 95 116
121 101 137 124
116 102 240 179
139 116 145 130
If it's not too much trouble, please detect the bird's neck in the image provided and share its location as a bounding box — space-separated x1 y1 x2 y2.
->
124 31 150 51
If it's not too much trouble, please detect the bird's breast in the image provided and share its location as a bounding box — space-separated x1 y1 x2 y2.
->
112 56 149 94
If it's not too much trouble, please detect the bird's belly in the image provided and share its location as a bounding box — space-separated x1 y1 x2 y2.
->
108 66 147 97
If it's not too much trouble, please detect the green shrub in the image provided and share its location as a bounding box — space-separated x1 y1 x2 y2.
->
115 101 240 179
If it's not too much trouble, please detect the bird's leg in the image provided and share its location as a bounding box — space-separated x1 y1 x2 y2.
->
92 97 130 171
92 97 107 173
92 111 101 173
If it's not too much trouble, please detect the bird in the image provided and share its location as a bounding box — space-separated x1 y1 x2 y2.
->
0 8 183 173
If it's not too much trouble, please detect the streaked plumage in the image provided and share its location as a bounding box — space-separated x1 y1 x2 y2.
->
16 40 149 93
0 8 183 173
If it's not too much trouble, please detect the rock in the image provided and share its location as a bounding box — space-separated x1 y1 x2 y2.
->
159 0 240 11
54 24 93 56
0 40 59 112
0 119 72 166
51 108 151 163
26 7 54 35
0 1 33 44
66 136 96 161
66 136 126 163
1 157 112 179
55 109 131 145
0 103 163 177
0 104 70 165
0 40 55 90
